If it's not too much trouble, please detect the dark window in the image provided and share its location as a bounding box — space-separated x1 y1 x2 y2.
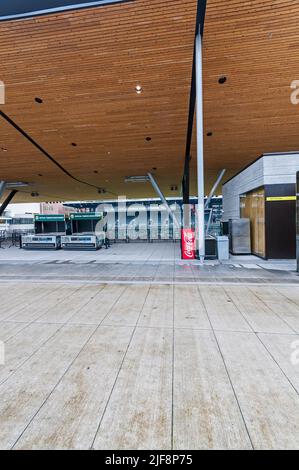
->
11 218 34 225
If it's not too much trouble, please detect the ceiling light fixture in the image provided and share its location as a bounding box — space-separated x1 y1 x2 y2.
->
125 175 150 183
1 147 7 152
135 85 143 94
6 182 29 188
71 142 77 147
207 132 213 137
146 136 152 142
35 97 43 104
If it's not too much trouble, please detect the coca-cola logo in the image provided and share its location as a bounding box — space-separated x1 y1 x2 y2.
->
183 231 194 258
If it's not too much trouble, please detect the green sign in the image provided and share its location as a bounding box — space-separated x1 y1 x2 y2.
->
70 213 102 220
35 214 66 222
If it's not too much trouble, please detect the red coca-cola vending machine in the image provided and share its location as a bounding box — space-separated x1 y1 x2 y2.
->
181 229 196 260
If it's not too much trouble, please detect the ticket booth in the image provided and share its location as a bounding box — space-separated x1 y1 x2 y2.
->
61 212 104 250
21 214 68 250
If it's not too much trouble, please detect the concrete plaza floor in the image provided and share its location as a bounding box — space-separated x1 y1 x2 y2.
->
0 242 297 284
0 243 299 450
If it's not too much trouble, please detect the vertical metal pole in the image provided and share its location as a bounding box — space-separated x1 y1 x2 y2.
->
195 33 205 262
182 155 191 229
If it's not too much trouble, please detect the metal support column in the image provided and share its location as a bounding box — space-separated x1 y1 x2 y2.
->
0 181 6 199
182 155 190 205
205 169 226 210
147 173 180 229
0 189 18 216
195 33 205 262
182 155 191 228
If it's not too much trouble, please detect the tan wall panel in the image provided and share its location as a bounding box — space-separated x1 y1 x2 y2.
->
240 187 265 257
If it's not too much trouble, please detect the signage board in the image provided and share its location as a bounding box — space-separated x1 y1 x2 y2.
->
70 213 102 220
35 214 66 222
266 196 296 202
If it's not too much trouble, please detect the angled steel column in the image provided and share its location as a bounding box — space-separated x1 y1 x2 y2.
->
0 189 18 216
147 173 180 229
205 169 226 210
195 32 205 262
0 181 6 198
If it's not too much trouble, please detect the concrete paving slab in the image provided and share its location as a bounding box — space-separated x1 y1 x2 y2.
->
0 280 299 449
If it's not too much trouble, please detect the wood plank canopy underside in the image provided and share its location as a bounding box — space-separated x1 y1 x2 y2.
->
0 0 299 202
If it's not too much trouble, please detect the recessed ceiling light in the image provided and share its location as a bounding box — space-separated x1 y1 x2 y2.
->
207 132 213 137
146 136 152 142
218 76 227 85
1 147 7 152
135 85 143 94
38 174 43 177
35 97 43 104
71 142 77 147
152 167 157 171
93 170 98 174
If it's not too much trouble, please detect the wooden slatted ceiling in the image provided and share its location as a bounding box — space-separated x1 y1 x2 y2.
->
194 0 299 191
0 0 197 202
1 0 299 203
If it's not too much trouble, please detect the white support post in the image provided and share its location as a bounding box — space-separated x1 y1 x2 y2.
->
195 33 205 262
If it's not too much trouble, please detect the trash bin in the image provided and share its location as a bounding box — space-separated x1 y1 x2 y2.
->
217 236 229 260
